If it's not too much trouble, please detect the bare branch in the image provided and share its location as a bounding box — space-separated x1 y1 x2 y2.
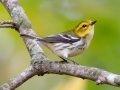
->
0 61 120 90
35 62 120 87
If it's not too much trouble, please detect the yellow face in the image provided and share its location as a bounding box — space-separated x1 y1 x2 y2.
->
74 20 97 37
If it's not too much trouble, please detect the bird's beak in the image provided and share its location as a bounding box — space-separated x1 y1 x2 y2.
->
90 20 97 25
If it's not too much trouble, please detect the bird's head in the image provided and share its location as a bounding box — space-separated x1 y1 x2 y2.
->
74 20 97 37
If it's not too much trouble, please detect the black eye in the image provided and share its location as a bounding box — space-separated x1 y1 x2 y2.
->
82 24 87 27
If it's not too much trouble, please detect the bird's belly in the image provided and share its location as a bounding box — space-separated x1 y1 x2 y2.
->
68 47 86 57
45 42 87 58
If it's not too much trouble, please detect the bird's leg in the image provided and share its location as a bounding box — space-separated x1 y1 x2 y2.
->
66 57 79 65
59 57 69 63
59 56 79 65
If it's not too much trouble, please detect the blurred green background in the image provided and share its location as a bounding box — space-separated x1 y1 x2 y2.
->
0 0 120 90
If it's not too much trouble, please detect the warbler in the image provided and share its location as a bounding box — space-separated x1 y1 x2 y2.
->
21 20 97 64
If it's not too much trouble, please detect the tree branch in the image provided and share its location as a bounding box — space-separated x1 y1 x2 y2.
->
0 0 120 90
1 61 120 90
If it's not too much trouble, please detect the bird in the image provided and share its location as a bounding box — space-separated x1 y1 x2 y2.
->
21 20 97 64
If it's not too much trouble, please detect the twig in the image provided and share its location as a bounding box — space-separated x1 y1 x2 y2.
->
0 20 18 29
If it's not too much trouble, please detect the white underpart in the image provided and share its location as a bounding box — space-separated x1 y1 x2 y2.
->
55 43 70 50
53 39 85 57
62 50 69 58
54 43 64 47
55 48 69 58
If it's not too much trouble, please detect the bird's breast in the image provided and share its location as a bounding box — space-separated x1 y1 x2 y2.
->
68 45 87 57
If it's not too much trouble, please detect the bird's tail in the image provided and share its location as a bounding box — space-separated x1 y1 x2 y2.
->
20 34 43 41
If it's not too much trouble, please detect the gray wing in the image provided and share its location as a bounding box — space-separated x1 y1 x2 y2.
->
41 34 81 44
